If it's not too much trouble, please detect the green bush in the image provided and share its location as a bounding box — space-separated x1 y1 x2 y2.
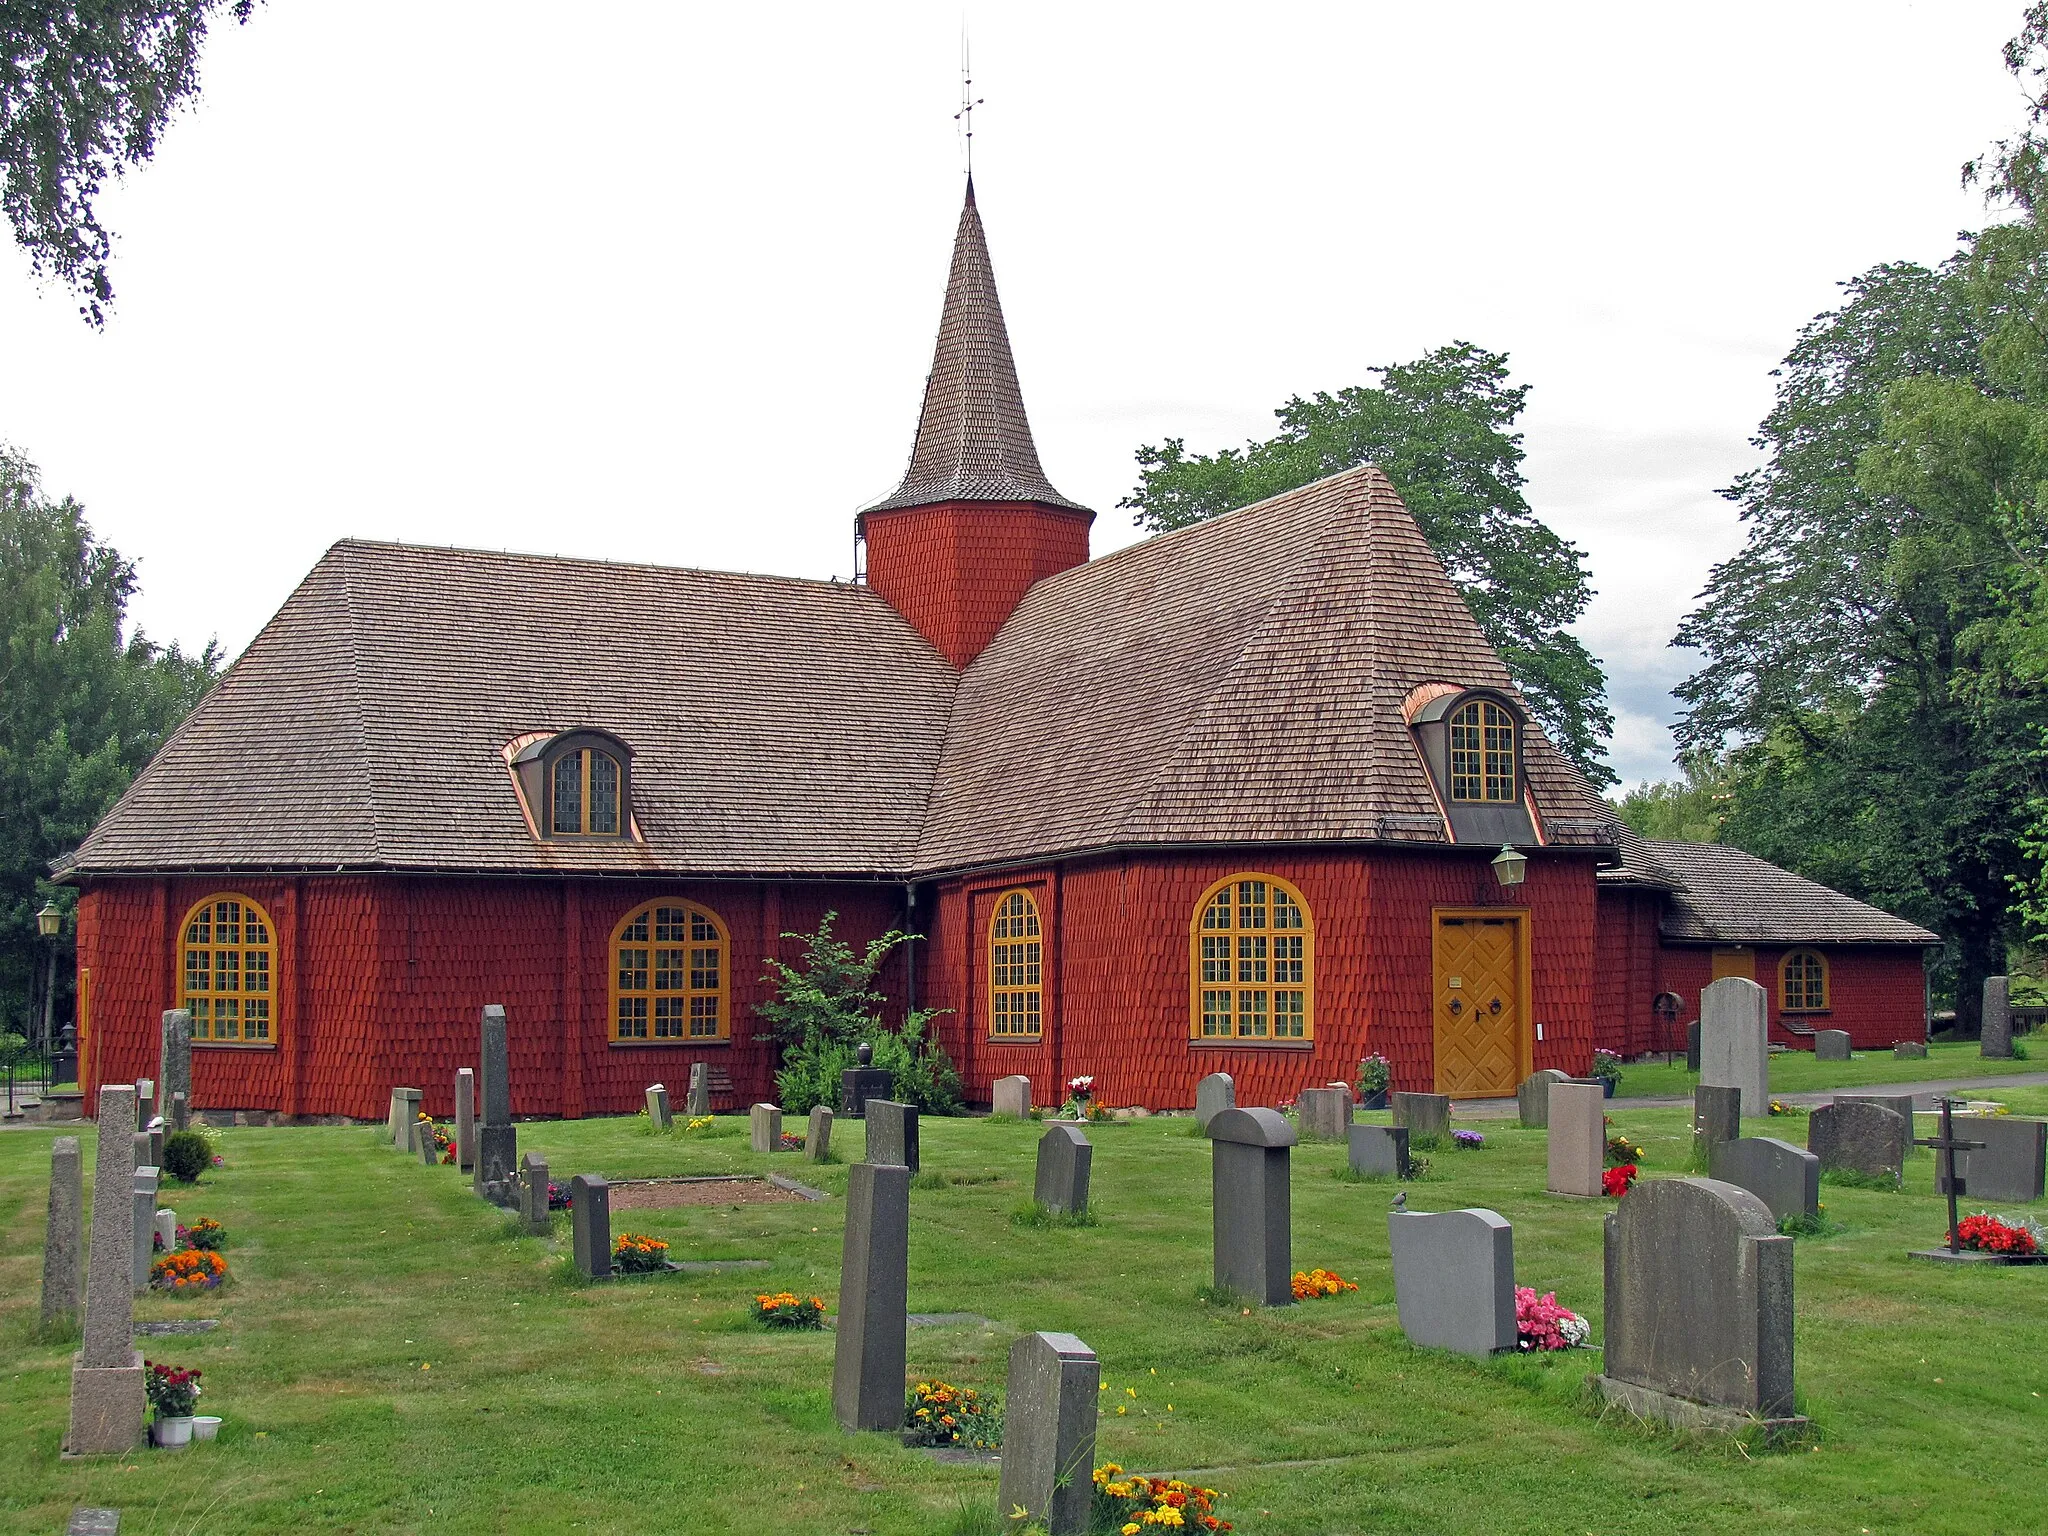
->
161 1130 212 1183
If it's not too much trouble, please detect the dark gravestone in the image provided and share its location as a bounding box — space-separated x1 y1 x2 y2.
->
1836 1093 1917 1133
454 1068 476 1171
865 1100 919 1172
67 1511 121 1535
1347 1123 1409 1178
1936 1116 2047 1203
832 1162 911 1431
1594 1177 1803 1435
1982 975 2013 1059
1391 1092 1451 1143
1686 1019 1702 1072
1033 1124 1093 1215
1813 1030 1851 1062
519 1152 551 1235
840 1040 894 1119
1692 1085 1741 1146
1707 1136 1821 1224
1388 1207 1516 1357
996 1331 1099 1534
474 1005 517 1206
685 1062 712 1117
1808 1101 1908 1184
480 1004 513 1122
570 1175 611 1280
1207 1107 1295 1306
1517 1069 1571 1128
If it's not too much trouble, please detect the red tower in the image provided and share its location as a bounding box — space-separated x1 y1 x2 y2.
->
859 179 1093 669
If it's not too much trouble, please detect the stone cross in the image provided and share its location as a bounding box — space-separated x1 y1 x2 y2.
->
749 1103 783 1154
159 1010 192 1124
1546 1082 1605 1198
1517 1069 1571 1128
1295 1086 1353 1142
1935 1113 2046 1204
130 1166 161 1294
1813 1029 1851 1062
991 1075 1032 1118
570 1174 612 1279
1206 1106 1296 1306
1700 977 1769 1116
454 1069 476 1171
474 1006 517 1206
805 1106 834 1163
685 1062 712 1116
1391 1092 1451 1145
519 1151 551 1236
1692 1085 1741 1146
388 1088 422 1151
1033 1123 1092 1215
1807 1101 1908 1185
865 1100 919 1172
1347 1123 1409 1178
1707 1136 1820 1224
832 1162 911 1431
68 1084 145 1454
1981 975 2013 1059
646 1083 673 1131
1194 1071 1235 1131
1388 1207 1517 1357
996 1331 1100 1534
1593 1177 1802 1434
41 1135 82 1330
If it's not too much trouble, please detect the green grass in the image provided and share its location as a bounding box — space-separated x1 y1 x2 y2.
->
1613 1039 2043 1101
3 1103 2045 1534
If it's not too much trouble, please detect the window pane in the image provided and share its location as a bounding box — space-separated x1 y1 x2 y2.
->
244 950 271 996
215 901 241 946
689 995 720 1037
691 912 717 942
1237 934 1268 983
552 753 583 833
620 913 648 943
654 948 686 990
1201 989 1233 1037
1274 890 1303 930
617 996 648 1038
186 910 210 945
1237 881 1267 929
1237 989 1268 1038
186 950 209 995
245 998 271 1040
215 950 240 993
654 997 687 1038
689 947 720 991
245 911 270 945
189 997 210 1038
215 997 240 1040
588 752 620 834
1274 991 1305 1038
1202 891 1232 930
618 947 648 991
654 907 688 943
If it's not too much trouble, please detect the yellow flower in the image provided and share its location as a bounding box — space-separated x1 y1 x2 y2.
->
1123 1526 1141 1536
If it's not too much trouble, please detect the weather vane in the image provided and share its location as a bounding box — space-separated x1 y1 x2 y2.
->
955 29 983 176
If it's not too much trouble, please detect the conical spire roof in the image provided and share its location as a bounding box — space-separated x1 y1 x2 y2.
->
869 179 1089 514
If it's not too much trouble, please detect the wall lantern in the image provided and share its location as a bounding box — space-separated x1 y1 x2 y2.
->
1490 845 1528 889
36 902 62 939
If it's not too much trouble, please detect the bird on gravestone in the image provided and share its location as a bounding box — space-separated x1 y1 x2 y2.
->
1391 1190 1406 1212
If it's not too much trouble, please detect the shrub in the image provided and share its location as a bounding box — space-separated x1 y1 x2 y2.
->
143 1360 203 1416
151 1250 228 1291
161 1130 212 1184
902 1379 1001 1448
753 1291 826 1329
612 1233 669 1273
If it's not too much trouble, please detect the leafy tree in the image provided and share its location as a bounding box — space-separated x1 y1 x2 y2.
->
1 1 256 325
1 443 218 1042
1613 754 1731 843
1122 343 1614 786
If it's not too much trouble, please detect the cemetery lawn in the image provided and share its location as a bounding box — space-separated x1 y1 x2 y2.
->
2 1105 2045 1536
1612 1039 2041 1101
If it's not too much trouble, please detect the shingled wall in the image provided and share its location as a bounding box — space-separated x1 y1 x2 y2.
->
1651 943 1927 1051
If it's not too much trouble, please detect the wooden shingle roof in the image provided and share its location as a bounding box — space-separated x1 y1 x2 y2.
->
1600 837 1940 946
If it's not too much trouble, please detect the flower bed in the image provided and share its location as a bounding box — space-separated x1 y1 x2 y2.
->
1092 1465 1231 1532
753 1291 826 1329
179 1217 227 1251
612 1232 669 1273
1515 1287 1590 1351
901 1378 1001 1448
151 1249 228 1291
1956 1213 2040 1256
1291 1267 1357 1300
1602 1164 1638 1198
415 1112 456 1164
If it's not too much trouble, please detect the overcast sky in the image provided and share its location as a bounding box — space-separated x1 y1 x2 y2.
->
0 2 2025 788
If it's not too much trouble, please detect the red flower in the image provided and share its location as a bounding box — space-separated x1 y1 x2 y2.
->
1602 1164 1638 1198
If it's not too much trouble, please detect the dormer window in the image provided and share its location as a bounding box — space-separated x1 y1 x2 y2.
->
1406 686 1536 848
1448 699 1516 802
508 729 635 841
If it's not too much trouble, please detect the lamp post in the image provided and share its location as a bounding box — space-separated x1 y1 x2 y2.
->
36 902 61 1066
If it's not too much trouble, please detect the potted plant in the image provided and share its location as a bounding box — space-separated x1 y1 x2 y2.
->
1355 1054 1391 1110
1591 1049 1622 1098
144 1360 203 1448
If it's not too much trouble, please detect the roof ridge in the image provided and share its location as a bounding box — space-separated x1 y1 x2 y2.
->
327 537 885 595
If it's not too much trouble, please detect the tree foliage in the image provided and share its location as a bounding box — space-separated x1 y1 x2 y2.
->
1613 754 1730 844
1 443 217 1037
1 1 254 325
1121 343 1614 786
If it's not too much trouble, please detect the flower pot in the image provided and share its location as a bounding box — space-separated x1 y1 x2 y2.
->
192 1416 222 1441
1359 1090 1388 1111
153 1415 195 1449
1601 1079 1617 1099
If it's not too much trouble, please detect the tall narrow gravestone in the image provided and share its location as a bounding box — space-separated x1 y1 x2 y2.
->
1593 1178 1804 1437
749 1103 783 1154
832 1162 911 1431
685 1062 712 1117
1707 1137 1820 1224
1034 1124 1092 1215
1701 977 1769 1117
159 1010 192 1125
1936 1115 2047 1203
129 1166 160 1294
454 1068 476 1171
1391 1092 1451 1144
570 1175 611 1280
1207 1107 1295 1306
865 1100 919 1172
41 1136 82 1329
1388 1208 1517 1358
806 1105 835 1163
1808 1100 1907 1184
1517 1069 1571 1128
67 1085 145 1455
1194 1072 1235 1131
1692 1085 1741 1147
1547 1082 1605 1198
992 1076 1032 1119
474 1006 517 1206
645 1083 673 1132
1981 975 2013 1059
1813 1030 1851 1062
996 1331 1100 1534
1686 1019 1702 1073
519 1152 551 1236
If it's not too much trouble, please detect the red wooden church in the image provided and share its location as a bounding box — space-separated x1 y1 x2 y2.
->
62 182 1938 1120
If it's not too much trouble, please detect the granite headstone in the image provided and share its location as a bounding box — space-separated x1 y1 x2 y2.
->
519 1151 551 1236
1813 1029 1851 1062
996 1331 1099 1534
570 1174 611 1280
805 1105 835 1163
1391 1092 1451 1144
1347 1122 1409 1178
474 1006 517 1206
454 1068 476 1171
832 1162 911 1431
1388 1207 1517 1357
1207 1106 1296 1306
1194 1072 1236 1132
685 1062 712 1116
1982 974 2013 1059
645 1083 673 1132
129 1166 159 1294
1808 1100 1908 1184
749 1103 783 1154
865 1099 919 1172
1707 1136 1821 1224
1547 1082 1605 1198
1692 1085 1741 1146
40 1135 82 1328
1296 1086 1353 1142
68 1085 144 1454
1517 1069 1572 1129
1033 1123 1093 1215
159 1010 192 1124
1701 977 1770 1116
1936 1115 2047 1203
992 1076 1032 1119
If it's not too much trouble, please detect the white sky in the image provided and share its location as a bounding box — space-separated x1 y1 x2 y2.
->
0 2 2024 788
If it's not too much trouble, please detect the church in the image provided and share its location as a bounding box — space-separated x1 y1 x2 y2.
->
61 181 1939 1122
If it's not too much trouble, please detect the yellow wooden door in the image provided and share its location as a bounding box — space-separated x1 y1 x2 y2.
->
1711 947 1754 982
1434 916 1522 1097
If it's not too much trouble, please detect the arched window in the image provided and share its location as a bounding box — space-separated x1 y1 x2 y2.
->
989 890 1043 1039
611 900 728 1044
1781 949 1828 1013
177 894 278 1046
1448 700 1516 802
1190 875 1314 1042
551 746 623 835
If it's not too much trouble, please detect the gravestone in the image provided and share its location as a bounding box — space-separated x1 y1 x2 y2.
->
996 1331 1099 1534
68 1084 145 1454
454 1068 476 1171
1808 1100 1908 1183
130 1133 151 1190
1296 1086 1353 1142
1387 1207 1517 1357
1348 1123 1409 1178
416 1119 439 1166
1686 1019 1702 1072
387 1088 422 1149
1594 1177 1802 1434
134 1079 154 1134
749 1103 783 1154
1194 1072 1235 1131
1517 1069 1572 1128
1701 977 1769 1116
148 1114 165 1172
519 1152 551 1236
570 1174 611 1280
1034 1124 1093 1215
1836 1092 1917 1130
1391 1092 1451 1144
832 1162 911 1431
992 1076 1032 1119
129 1166 160 1294
806 1105 835 1163
1813 1030 1851 1062
685 1062 712 1117
1982 974 2013 1059
1707 1136 1820 1224
1936 1115 2047 1203
169 1092 189 1134
159 1010 192 1124
1547 1082 1605 1198
1207 1107 1296 1306
41 1135 82 1329
153 1210 177 1256
840 1042 893 1119
865 1100 919 1172
474 1005 517 1206
1894 1040 1929 1059
1692 1085 1741 1146
645 1083 673 1132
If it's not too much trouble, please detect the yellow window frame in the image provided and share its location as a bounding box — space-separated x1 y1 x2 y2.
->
175 892 280 1049
1448 700 1517 803
988 888 1044 1040
610 899 729 1045
1780 949 1829 1013
1188 874 1314 1043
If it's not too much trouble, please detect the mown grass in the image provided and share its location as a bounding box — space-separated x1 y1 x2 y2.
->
1612 1039 2042 1101
1 1096 2044 1535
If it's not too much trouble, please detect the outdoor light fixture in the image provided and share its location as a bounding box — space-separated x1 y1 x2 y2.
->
1490 844 1528 888
36 902 60 939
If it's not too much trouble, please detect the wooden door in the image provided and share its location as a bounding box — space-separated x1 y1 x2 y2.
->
1711 947 1754 982
1433 914 1524 1097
